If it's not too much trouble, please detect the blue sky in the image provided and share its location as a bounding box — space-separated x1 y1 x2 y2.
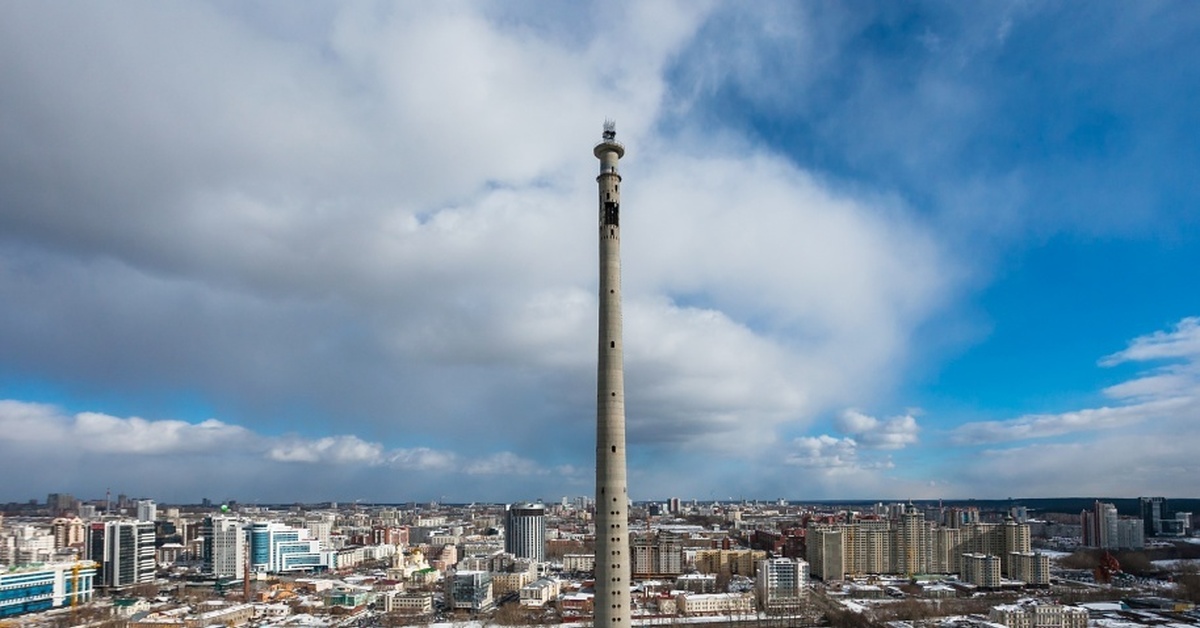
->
1 1 1198 504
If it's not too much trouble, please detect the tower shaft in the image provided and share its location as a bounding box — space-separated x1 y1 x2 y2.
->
594 122 630 628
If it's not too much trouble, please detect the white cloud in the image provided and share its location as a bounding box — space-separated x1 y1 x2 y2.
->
949 398 1191 446
0 401 253 454
951 318 1200 447
464 452 550 476
835 409 920 450
0 3 956 501
267 435 384 465
786 435 863 469
1100 317 1200 366
386 448 458 473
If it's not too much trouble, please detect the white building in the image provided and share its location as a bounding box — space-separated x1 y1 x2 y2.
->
563 553 595 573
136 500 156 523
249 521 321 573
990 602 1088 628
384 591 434 615
203 516 246 578
0 560 97 619
757 557 808 612
675 592 755 616
519 577 561 607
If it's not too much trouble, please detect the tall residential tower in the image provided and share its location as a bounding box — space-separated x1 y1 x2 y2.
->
593 120 631 628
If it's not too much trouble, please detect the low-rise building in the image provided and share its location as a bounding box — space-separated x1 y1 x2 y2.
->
0 560 97 619
676 591 755 616
563 553 594 573
989 602 1088 628
447 570 493 612
519 577 560 607
386 591 434 615
676 572 718 593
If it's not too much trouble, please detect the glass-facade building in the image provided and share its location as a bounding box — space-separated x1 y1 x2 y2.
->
249 522 322 573
0 561 96 618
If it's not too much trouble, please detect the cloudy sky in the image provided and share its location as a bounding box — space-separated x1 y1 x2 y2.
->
2 1 1198 505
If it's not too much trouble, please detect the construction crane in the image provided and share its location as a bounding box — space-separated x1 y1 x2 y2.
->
1094 551 1121 584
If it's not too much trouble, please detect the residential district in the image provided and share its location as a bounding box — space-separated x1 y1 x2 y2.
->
2 494 1199 627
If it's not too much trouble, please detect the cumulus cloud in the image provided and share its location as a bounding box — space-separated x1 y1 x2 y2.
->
786 435 860 469
0 400 253 454
267 435 384 465
835 410 920 450
0 3 956 501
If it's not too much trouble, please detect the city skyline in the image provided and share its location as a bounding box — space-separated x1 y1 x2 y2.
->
1 3 1199 503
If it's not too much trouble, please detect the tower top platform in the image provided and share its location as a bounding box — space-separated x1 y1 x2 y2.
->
594 119 625 158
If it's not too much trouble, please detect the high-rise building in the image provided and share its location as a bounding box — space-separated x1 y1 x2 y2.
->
632 531 683 578
1082 501 1142 549
86 520 155 589
1008 551 1051 586
961 553 1001 588
757 557 809 613
202 516 246 578
51 517 86 549
1140 497 1168 537
505 502 546 563
46 493 76 515
136 500 156 523
593 120 631 628
896 506 928 575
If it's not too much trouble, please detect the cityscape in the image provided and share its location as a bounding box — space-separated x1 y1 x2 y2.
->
3 2 1200 628
2 493 1200 627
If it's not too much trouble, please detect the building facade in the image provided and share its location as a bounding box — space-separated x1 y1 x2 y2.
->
86 520 155 589
249 521 322 573
202 516 246 578
0 561 97 618
505 502 546 563
757 557 808 613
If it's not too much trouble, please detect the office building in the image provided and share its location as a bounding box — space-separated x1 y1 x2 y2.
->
249 521 321 573
1140 497 1168 537
448 570 494 612
505 502 546 563
757 557 808 613
0 560 97 619
202 516 246 579
86 520 155 589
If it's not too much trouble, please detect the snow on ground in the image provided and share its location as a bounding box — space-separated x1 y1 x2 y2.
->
1151 558 1200 569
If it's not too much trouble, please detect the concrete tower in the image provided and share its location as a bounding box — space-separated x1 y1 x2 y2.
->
593 120 631 628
